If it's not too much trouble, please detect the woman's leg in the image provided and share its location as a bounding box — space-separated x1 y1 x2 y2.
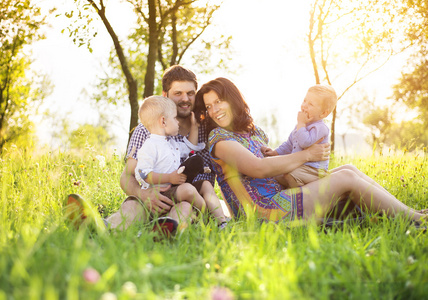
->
199 181 227 223
174 183 207 212
331 164 389 193
302 169 426 222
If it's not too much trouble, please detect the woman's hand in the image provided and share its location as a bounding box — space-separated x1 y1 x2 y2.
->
305 139 330 161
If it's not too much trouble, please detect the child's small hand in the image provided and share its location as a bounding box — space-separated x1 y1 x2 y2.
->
297 111 312 127
169 170 187 185
297 111 309 124
261 146 277 157
190 112 199 128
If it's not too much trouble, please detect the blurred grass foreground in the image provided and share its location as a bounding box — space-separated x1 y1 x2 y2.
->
0 146 427 299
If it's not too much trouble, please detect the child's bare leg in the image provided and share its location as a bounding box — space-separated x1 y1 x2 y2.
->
174 183 206 212
199 181 227 224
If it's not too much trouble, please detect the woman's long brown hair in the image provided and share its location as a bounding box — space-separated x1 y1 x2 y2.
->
195 77 255 134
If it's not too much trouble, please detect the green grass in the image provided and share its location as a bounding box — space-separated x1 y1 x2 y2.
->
1 147 427 299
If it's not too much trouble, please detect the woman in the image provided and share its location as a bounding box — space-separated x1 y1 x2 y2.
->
194 77 426 224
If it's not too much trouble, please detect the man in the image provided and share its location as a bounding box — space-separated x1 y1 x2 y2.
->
67 65 214 234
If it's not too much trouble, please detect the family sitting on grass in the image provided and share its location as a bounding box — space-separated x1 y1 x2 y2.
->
66 65 427 237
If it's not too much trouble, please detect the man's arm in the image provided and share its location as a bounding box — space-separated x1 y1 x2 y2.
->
120 157 174 214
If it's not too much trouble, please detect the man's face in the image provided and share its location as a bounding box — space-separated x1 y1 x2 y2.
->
163 81 196 119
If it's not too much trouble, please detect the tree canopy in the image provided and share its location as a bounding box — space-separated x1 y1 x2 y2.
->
66 0 229 144
0 0 50 152
306 0 410 151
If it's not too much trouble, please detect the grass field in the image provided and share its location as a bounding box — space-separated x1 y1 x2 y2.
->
1 146 427 299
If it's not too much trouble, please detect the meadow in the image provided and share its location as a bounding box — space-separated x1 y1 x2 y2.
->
0 146 427 300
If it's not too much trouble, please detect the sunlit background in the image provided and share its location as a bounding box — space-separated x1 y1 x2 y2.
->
29 0 419 155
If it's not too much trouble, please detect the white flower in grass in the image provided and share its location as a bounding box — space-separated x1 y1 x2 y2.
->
308 261 316 270
96 155 106 168
122 281 137 297
407 256 416 264
100 292 117 300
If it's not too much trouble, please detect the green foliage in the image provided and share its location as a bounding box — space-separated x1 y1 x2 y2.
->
390 1 428 131
69 124 114 152
362 107 427 150
363 106 392 146
307 0 410 151
65 0 233 137
93 45 150 106
0 147 427 299
93 0 234 107
0 0 51 153
385 121 428 150
392 56 428 127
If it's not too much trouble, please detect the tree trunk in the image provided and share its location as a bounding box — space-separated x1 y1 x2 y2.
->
170 12 178 65
143 0 158 99
331 107 336 152
90 0 138 142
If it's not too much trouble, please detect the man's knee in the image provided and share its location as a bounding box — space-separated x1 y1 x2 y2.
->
121 199 144 213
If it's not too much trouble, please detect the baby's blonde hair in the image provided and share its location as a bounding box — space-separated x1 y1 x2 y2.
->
138 96 176 131
308 84 338 115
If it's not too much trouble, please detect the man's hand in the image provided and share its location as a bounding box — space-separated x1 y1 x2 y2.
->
260 146 278 157
138 186 174 215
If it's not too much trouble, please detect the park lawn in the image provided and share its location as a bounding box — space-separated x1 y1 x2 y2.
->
0 147 427 299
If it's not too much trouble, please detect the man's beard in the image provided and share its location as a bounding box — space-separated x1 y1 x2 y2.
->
177 101 193 118
177 110 191 119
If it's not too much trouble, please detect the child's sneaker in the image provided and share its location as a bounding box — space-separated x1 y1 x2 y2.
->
218 221 228 230
64 194 107 234
151 217 178 241
64 194 88 229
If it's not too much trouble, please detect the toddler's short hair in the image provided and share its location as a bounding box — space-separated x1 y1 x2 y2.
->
139 96 176 131
308 84 338 114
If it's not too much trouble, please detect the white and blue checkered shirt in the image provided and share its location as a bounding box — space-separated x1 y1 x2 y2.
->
126 122 215 186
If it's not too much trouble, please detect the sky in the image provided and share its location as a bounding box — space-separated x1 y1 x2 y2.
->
31 0 409 153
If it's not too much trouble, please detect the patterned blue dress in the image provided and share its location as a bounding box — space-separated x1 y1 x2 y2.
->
209 126 303 223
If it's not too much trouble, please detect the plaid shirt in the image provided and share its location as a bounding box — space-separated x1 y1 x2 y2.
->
126 122 215 186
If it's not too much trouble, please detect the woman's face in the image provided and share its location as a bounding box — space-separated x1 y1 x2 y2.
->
203 90 233 131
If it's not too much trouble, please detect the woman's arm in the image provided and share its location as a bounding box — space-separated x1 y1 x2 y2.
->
213 140 329 178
